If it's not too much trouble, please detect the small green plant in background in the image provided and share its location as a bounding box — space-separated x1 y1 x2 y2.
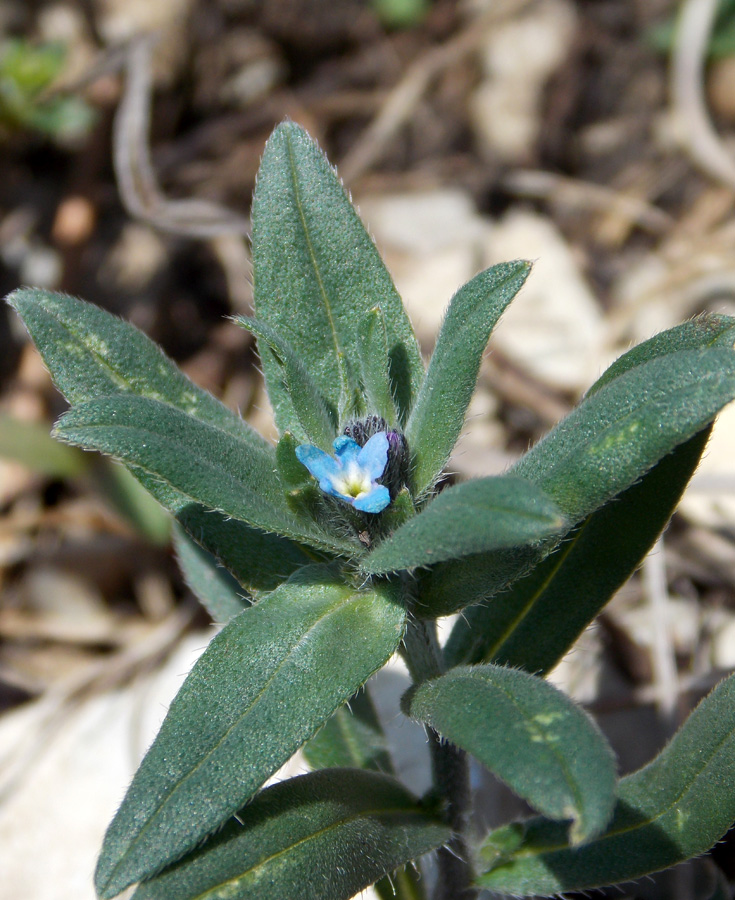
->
7 122 735 900
0 38 95 142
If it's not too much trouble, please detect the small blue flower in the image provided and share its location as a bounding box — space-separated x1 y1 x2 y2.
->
295 433 391 513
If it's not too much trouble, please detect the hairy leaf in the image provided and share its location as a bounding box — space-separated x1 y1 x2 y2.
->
586 313 735 397
406 261 531 495
405 665 615 845
361 476 564 575
422 324 735 620
95 566 406 898
173 496 311 594
236 316 336 449
477 673 735 894
444 429 710 668
54 394 356 554
251 122 424 431
7 287 309 586
511 346 735 524
131 770 449 900
358 307 399 425
7 287 268 448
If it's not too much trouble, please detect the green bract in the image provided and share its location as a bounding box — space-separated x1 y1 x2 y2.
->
7 122 735 900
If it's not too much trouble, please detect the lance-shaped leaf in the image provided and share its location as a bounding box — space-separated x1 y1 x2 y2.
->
358 307 399 426
54 394 356 555
444 428 710 668
172 522 249 622
361 476 565 575
95 566 406 898
405 665 615 845
406 261 531 496
6 286 310 589
131 769 449 900
586 312 735 397
422 320 735 621
7 287 269 449
476 672 735 895
511 346 735 524
236 316 336 450
251 122 424 431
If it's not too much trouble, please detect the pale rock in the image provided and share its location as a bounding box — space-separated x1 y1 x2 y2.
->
95 0 195 85
483 209 606 391
98 223 167 291
0 630 309 900
469 0 578 162
710 610 735 669
19 245 62 290
449 389 507 479
357 189 491 349
611 595 701 658
679 401 735 530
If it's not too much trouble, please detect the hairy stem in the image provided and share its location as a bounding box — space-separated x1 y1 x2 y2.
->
402 617 477 900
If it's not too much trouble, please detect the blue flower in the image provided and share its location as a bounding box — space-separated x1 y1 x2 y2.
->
295 433 391 513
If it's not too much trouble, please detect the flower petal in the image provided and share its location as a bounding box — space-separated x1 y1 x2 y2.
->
333 436 362 466
357 432 389 481
295 444 340 481
353 484 391 513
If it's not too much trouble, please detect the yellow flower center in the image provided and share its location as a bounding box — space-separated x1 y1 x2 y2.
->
334 465 372 500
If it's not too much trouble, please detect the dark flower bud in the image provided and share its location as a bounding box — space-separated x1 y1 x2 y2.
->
343 416 409 499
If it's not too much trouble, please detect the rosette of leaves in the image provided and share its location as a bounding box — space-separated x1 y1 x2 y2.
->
8 122 735 900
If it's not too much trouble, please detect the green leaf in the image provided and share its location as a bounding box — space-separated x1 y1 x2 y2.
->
361 476 565 575
251 122 424 431
512 346 735 524
406 261 531 495
358 307 399 425
302 688 393 773
6 288 309 580
477 672 735 894
54 394 356 555
172 522 249 622
405 665 616 845
130 770 449 900
444 429 711 669
95 566 406 898
6 288 269 450
586 313 735 397
236 316 336 449
421 321 735 621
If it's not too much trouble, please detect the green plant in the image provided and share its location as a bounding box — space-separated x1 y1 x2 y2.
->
0 38 95 141
7 122 735 900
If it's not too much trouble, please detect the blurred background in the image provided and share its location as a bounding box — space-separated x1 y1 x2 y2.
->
2 1 735 897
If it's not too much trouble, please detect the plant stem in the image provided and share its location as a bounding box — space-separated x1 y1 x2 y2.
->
402 617 477 900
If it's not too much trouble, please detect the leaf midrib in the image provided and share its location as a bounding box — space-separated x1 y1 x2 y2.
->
190 803 440 900
58 418 354 554
490 716 735 867
420 672 586 832
515 367 728 509
35 301 270 451
105 588 362 886
284 130 344 387
482 524 586 664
